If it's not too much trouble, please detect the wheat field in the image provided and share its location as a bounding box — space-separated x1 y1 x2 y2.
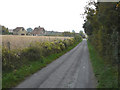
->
2 35 72 50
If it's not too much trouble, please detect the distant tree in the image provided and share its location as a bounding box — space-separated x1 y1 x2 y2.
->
27 28 33 32
2 26 9 35
62 31 72 37
79 30 85 38
79 31 83 35
72 30 75 37
72 30 75 33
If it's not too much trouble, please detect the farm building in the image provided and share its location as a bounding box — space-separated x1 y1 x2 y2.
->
45 31 62 36
13 27 27 35
31 26 45 36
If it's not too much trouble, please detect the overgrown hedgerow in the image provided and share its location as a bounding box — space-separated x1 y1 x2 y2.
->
2 37 82 73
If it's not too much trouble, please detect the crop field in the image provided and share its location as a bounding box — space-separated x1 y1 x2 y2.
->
2 35 72 49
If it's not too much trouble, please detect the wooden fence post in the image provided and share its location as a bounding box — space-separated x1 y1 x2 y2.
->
7 42 10 50
49 37 50 41
7 42 10 66
2 42 4 47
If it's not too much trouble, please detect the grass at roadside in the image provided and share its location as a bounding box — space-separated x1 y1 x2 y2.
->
3 40 82 89
87 41 118 88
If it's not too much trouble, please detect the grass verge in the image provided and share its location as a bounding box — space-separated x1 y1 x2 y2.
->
3 40 82 89
87 41 118 88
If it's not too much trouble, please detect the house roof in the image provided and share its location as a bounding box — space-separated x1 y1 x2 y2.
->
13 27 25 32
31 26 45 34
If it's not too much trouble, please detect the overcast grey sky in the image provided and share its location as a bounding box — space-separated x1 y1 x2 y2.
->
0 0 91 33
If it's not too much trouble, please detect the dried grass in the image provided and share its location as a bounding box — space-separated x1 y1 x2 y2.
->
2 35 72 49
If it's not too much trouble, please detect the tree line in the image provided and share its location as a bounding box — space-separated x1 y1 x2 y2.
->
83 1 120 64
1 26 9 35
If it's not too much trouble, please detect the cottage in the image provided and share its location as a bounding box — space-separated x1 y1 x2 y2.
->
13 27 27 35
31 26 45 36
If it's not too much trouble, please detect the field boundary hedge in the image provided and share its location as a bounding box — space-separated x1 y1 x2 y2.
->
2 36 82 88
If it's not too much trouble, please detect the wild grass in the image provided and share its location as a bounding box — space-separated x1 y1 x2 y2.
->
87 41 118 88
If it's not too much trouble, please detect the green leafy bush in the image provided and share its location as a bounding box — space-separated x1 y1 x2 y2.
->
2 48 21 72
21 46 43 61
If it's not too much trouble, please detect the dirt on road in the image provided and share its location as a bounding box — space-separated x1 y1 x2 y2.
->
16 39 97 88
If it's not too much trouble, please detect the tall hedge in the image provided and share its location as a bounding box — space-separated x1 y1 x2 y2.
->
83 2 120 64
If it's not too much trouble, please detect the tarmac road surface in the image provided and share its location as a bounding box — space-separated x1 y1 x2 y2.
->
16 39 97 88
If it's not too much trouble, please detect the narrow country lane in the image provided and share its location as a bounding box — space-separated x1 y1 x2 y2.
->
16 39 97 88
